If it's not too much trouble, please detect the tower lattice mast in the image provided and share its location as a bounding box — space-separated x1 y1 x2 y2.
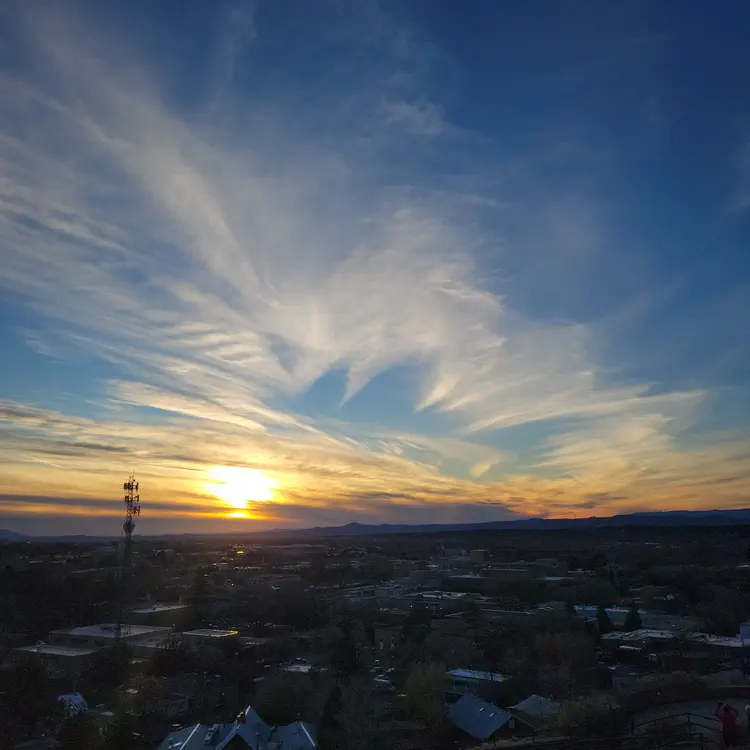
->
116 474 141 642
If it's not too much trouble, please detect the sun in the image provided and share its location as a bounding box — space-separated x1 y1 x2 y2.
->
204 466 277 510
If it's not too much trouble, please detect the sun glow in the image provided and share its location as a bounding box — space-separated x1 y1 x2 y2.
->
204 466 277 510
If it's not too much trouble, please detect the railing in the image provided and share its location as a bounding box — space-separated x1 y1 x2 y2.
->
626 711 720 749
477 712 724 750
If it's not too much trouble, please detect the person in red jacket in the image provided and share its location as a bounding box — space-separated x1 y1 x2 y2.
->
716 702 740 746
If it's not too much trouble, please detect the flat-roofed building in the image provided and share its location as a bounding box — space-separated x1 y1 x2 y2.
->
16 622 174 678
48 623 172 649
129 602 193 627
15 643 101 680
445 668 509 701
182 628 239 653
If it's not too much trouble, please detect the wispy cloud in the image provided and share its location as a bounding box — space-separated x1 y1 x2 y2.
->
380 99 446 136
732 139 750 212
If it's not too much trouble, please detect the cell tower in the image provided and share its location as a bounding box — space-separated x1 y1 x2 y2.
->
115 474 141 642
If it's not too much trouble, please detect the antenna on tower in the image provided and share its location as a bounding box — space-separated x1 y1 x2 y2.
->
116 474 141 642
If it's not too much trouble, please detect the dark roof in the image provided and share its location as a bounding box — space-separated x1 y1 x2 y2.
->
157 708 316 750
449 693 511 740
156 723 233 750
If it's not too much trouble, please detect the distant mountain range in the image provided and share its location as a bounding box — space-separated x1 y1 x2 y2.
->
263 508 750 537
0 529 29 542
2 508 750 542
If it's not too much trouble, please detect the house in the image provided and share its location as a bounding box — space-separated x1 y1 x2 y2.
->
448 693 513 742
57 692 88 718
157 723 233 749
182 628 239 653
156 705 316 750
265 722 317 750
445 668 508 701
508 694 560 729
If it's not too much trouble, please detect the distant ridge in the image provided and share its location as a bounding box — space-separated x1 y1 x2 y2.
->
3 508 750 542
262 508 750 537
0 529 28 542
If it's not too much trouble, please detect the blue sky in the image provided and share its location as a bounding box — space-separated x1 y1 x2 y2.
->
0 0 748 535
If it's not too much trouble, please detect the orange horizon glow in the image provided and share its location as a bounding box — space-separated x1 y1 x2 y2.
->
203 466 279 514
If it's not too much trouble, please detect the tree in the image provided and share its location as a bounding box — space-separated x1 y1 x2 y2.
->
402 662 446 729
596 604 612 634
533 632 597 700
481 626 507 671
330 623 360 678
58 713 101 750
320 682 342 735
624 603 642 632
321 681 384 750
464 600 482 645
557 692 614 732
126 675 170 726
100 709 140 750
255 673 314 725
402 604 432 658
82 643 131 693
0 655 57 743
148 636 195 677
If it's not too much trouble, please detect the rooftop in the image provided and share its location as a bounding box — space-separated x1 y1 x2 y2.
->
604 628 677 641
17 643 101 657
510 694 560 719
447 668 507 683
449 694 511 741
50 623 172 639
282 663 315 674
157 723 233 750
240 636 271 646
688 633 746 648
183 628 238 638
131 603 191 614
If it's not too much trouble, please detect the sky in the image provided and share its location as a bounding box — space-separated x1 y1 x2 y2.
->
0 0 749 536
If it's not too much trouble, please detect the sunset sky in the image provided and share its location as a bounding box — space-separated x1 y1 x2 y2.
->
1 1 749 535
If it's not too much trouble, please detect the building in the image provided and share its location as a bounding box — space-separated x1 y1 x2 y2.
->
601 629 678 649
182 628 239 653
575 606 701 631
397 590 478 616
15 643 100 680
48 623 172 649
16 623 173 678
57 692 88 718
469 550 490 565
281 662 316 675
129 602 193 627
508 694 560 728
448 694 517 742
445 668 508 701
334 582 420 609
156 705 316 750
